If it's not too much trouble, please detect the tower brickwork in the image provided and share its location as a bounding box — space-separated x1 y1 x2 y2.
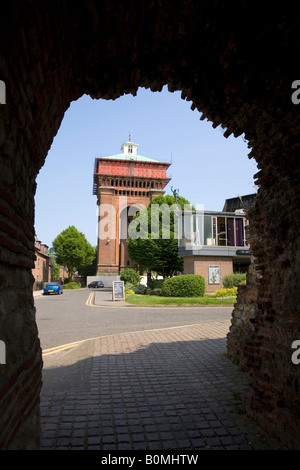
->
93 140 171 275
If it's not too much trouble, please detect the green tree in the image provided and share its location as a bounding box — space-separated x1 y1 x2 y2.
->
49 247 60 281
52 226 95 280
77 247 98 278
127 194 192 278
51 260 61 281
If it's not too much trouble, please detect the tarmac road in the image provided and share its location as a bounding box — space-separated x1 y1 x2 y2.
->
37 289 283 451
35 288 233 351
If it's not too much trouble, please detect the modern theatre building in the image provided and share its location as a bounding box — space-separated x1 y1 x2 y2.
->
178 194 255 292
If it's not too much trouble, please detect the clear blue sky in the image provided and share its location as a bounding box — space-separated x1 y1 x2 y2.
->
34 86 258 248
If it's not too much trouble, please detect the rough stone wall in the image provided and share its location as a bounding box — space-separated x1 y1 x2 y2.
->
0 104 43 449
228 170 300 449
0 0 299 449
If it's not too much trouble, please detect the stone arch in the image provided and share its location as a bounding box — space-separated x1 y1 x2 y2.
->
0 1 299 449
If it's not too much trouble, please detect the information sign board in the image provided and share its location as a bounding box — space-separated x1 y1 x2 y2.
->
112 281 125 301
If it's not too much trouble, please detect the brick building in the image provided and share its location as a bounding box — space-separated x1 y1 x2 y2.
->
93 138 171 276
32 237 51 290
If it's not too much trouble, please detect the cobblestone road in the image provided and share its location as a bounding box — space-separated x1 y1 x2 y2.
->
40 321 281 450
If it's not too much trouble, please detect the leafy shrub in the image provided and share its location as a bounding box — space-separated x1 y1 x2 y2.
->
120 268 141 286
214 287 238 297
147 278 166 289
63 281 81 289
125 289 135 295
124 282 134 290
144 288 161 296
161 274 205 297
133 284 147 295
153 288 161 296
222 273 246 288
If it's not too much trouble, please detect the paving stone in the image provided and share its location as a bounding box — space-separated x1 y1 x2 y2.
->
40 322 280 450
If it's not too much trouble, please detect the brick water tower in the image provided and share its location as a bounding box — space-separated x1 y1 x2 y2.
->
93 138 171 275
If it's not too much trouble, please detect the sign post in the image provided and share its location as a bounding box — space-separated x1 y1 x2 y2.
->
112 281 125 301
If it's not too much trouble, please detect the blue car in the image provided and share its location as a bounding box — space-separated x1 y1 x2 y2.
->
43 282 63 295
88 281 104 288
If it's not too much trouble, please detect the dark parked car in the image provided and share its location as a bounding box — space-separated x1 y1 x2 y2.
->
43 282 63 295
88 281 104 288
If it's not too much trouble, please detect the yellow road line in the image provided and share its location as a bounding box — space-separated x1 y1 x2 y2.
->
86 291 95 306
43 340 85 356
42 320 231 357
43 292 95 356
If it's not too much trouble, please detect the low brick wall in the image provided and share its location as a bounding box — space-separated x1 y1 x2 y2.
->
184 255 233 293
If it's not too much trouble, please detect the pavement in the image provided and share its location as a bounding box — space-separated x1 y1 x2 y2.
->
40 293 283 451
34 289 44 297
92 288 129 307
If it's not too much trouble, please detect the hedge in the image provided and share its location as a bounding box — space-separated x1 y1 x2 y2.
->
63 281 81 289
222 273 246 288
161 274 205 297
147 278 166 289
120 268 141 286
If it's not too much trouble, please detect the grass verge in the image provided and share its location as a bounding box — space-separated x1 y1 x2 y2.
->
125 294 236 306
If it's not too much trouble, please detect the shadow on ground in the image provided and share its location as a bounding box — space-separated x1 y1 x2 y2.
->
40 330 283 450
